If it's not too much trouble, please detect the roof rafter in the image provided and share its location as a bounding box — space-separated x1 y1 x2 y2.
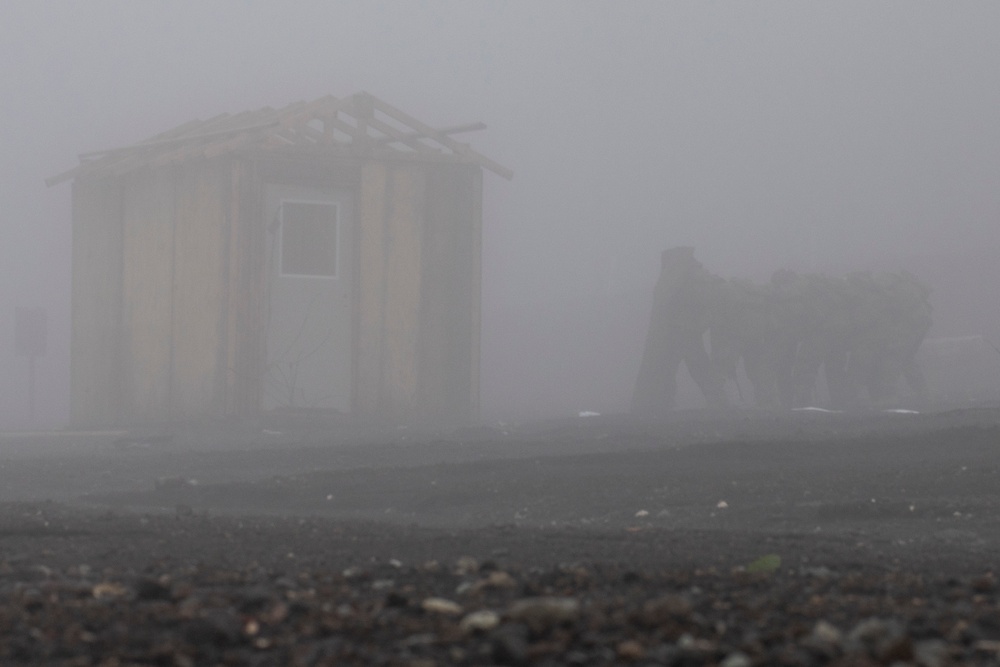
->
47 92 510 186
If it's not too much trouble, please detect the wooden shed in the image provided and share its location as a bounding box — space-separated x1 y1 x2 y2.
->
48 92 511 426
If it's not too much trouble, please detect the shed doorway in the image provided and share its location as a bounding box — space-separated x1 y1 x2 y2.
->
262 184 353 412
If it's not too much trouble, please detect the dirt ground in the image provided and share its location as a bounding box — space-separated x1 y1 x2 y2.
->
0 406 998 665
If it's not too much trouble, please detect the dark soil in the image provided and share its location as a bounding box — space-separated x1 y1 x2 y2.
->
0 407 998 665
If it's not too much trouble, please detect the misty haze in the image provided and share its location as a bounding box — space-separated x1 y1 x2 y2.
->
0 2 998 664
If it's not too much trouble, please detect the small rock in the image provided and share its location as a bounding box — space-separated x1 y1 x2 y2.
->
947 619 970 642
914 639 949 667
461 609 500 633
507 597 580 630
454 556 479 576
974 639 1000 653
133 577 171 601
371 579 395 591
876 634 913 663
848 617 891 648
677 633 716 654
92 581 128 599
971 572 996 592
640 594 692 625
384 591 408 608
646 644 682 665
802 566 833 578
421 597 463 615
617 639 645 661
491 623 529 665
471 570 518 593
720 651 752 667
402 633 436 647
183 610 241 647
810 620 842 646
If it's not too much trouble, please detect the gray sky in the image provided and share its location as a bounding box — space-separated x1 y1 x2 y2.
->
2 2 999 424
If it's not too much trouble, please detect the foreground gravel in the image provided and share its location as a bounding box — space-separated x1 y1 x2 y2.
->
0 504 997 666
1 410 998 664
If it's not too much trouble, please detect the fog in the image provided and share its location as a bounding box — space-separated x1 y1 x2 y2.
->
2 2 999 427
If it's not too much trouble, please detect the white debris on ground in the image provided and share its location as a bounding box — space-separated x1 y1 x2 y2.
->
883 409 920 414
792 407 843 413
578 411 601 417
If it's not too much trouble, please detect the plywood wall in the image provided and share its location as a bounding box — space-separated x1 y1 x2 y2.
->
72 154 482 426
77 161 231 424
418 165 482 420
357 162 429 420
356 162 482 423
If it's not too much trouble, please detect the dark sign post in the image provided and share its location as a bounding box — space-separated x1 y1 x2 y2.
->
15 307 47 423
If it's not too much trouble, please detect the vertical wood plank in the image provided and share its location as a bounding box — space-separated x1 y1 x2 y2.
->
170 160 227 416
356 161 387 416
417 165 480 422
121 169 176 422
469 167 483 417
70 178 123 426
224 160 242 414
383 165 425 417
231 159 265 415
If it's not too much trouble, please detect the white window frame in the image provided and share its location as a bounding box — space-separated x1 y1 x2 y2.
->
277 198 340 279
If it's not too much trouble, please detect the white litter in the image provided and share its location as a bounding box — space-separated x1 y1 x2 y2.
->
716 500 729 509
882 409 920 414
792 407 842 413
635 509 649 518
578 411 600 417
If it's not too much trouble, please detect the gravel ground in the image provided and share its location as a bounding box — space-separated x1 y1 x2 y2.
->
0 407 997 665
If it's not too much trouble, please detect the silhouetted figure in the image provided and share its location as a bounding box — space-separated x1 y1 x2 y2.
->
632 247 728 416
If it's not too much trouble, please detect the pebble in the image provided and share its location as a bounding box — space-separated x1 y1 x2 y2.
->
454 556 479 576
971 572 996 592
421 597 463 615
640 593 692 624
616 639 645 661
507 596 580 629
92 581 128 599
720 651 752 667
491 623 529 664
848 617 893 647
460 609 500 633
470 570 518 593
914 639 949 667
810 619 843 645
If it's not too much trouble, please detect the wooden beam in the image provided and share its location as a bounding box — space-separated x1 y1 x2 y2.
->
276 96 342 130
372 121 486 145
367 94 513 180
363 114 439 153
77 116 277 159
314 112 364 143
48 115 280 186
147 106 292 169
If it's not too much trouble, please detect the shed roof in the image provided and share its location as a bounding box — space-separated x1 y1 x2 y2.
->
47 92 512 186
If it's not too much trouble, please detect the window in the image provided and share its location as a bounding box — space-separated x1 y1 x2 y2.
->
280 201 338 277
